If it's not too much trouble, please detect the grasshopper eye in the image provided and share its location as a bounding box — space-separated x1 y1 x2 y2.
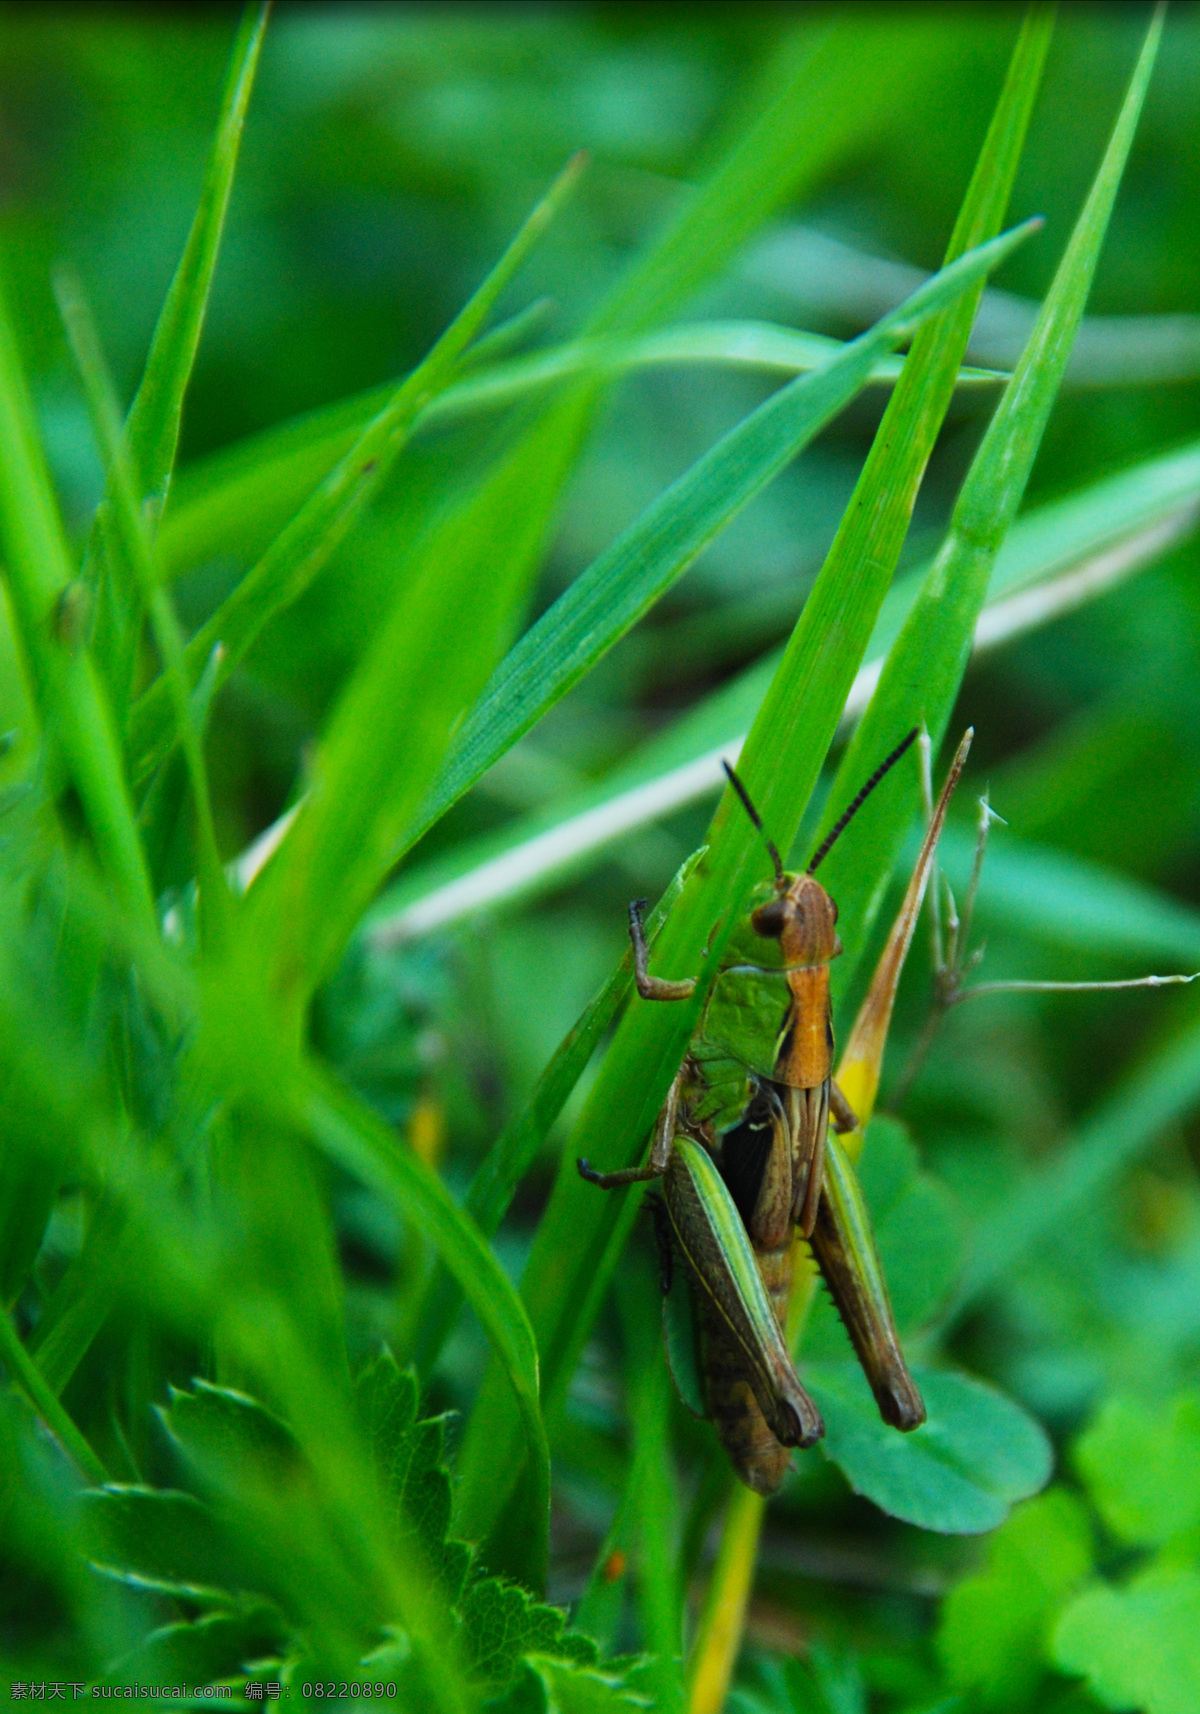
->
751 898 787 938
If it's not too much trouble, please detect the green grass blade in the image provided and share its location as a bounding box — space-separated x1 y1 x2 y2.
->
138 15 936 790
55 270 231 949
617 1258 684 1713
391 221 1037 872
246 223 1031 1008
89 2 268 702
452 12 1052 1551
303 1069 552 1593
404 849 704 1377
150 17 955 806
127 154 587 794
157 326 1002 582
0 1310 108 1486
369 434 1200 940
0 274 155 928
127 3 267 514
450 233 1040 1554
820 5 1166 1007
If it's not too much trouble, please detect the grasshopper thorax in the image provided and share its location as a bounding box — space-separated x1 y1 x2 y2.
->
750 873 842 968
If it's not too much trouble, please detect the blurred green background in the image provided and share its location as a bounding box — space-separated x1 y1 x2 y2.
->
2 2 1200 1706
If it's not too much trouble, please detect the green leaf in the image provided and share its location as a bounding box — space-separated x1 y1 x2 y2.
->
142 15 944 805
400 221 1037 870
126 4 267 518
806 1364 1053 1534
111 1605 287 1684
87 3 269 704
369 432 1200 941
158 323 1000 584
0 273 155 926
1073 1392 1200 1551
129 154 586 796
616 1257 684 1714
819 5 1166 1007
1053 1565 1200 1714
302 1071 552 1594
491 1658 652 1714
354 1349 472 1598
936 1488 1093 1707
84 1486 244 1600
459 1579 597 1691
405 848 704 1377
159 1379 303 1487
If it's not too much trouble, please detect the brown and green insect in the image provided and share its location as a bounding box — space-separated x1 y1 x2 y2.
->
581 730 967 1492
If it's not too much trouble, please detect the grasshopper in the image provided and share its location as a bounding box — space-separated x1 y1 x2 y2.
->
580 730 971 1493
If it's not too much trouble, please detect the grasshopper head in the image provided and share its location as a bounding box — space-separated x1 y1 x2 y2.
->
751 873 841 965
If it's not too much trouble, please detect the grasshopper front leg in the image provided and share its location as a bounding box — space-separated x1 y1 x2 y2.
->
628 899 696 1001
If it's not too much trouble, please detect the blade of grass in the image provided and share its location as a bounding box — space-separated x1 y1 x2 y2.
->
403 849 705 1377
89 1 269 705
0 1310 108 1486
688 14 1168 1706
818 4 1166 1021
55 271 231 951
0 273 155 928
617 1256 684 1714
157 323 1002 580
248 224 1034 1011
367 466 1196 941
452 218 1045 1564
138 15 950 807
377 221 1039 877
135 15 935 792
127 152 588 794
679 11 1056 1701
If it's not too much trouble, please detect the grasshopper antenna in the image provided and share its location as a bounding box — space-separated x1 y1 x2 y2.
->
807 727 920 875
722 759 784 885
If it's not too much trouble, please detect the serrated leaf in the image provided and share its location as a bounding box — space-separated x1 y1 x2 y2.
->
83 1487 245 1600
159 1380 303 1488
460 1577 597 1692
807 1365 1053 1534
112 1603 286 1682
1053 1566 1200 1714
353 1349 471 1597
488 1656 651 1714
936 1488 1093 1708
